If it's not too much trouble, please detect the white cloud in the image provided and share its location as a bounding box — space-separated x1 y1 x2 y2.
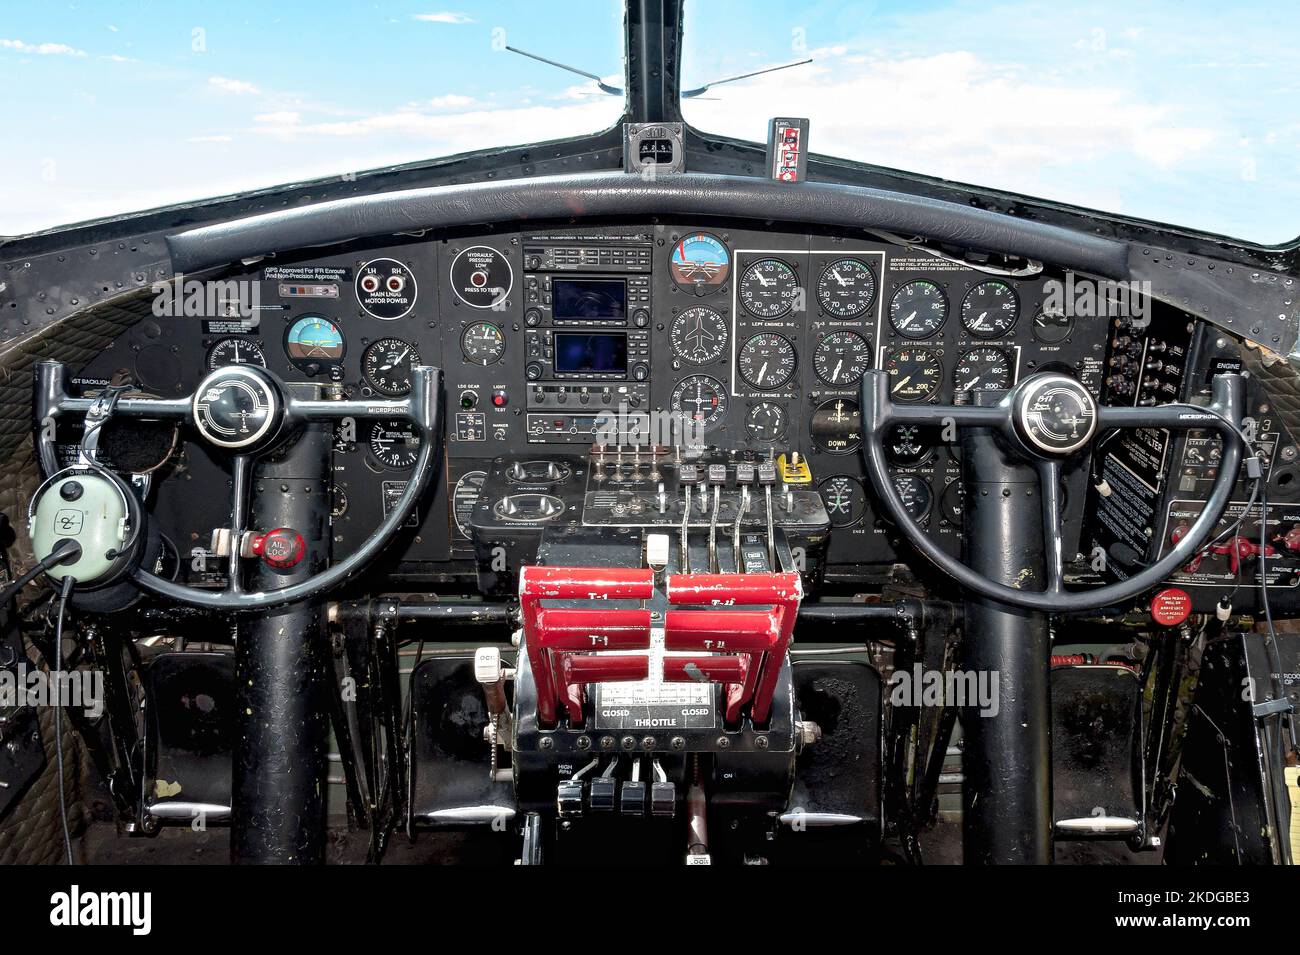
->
253 111 302 126
412 12 474 24
425 94 476 110
246 96 617 160
208 75 259 95
682 50 1217 208
0 38 87 57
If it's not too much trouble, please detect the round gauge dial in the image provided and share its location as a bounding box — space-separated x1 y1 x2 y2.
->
331 485 349 520
356 258 417 320
745 401 788 443
884 346 943 402
961 281 1019 338
885 423 937 468
450 246 513 309
813 330 871 387
893 474 933 524
362 338 421 396
367 419 421 469
669 306 729 365
890 280 948 339
737 333 797 390
670 375 729 432
739 258 799 318
285 315 345 371
940 479 964 525
809 398 863 454
819 475 868 527
670 233 730 292
461 322 505 365
817 258 876 318
206 337 266 370
1033 302 1074 344
953 346 1013 394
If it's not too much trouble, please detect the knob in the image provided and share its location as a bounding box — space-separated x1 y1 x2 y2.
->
525 309 542 327
525 363 543 380
632 363 650 381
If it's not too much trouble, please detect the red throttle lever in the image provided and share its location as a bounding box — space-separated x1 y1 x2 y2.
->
1209 535 1275 574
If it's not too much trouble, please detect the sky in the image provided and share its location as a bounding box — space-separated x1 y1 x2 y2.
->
1 0 1297 244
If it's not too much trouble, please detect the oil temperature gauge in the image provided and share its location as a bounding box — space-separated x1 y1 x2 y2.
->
893 474 933 524
819 475 868 527
884 423 937 468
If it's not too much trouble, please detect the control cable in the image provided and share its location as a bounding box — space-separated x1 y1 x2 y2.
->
0 539 82 606
52 574 76 866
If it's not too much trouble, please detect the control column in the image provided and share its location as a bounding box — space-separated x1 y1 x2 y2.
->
959 397 1053 865
230 422 332 864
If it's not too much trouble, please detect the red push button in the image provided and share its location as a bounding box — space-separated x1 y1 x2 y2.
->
252 527 306 570
1151 588 1192 627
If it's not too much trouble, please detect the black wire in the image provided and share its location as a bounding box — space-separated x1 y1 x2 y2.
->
52 574 76 866
0 540 82 606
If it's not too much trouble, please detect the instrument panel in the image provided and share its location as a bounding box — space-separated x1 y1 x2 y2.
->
61 221 1109 583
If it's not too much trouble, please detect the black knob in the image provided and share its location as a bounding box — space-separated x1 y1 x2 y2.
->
525 363 543 380
60 481 84 501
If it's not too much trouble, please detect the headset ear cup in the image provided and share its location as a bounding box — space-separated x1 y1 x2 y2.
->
29 465 148 594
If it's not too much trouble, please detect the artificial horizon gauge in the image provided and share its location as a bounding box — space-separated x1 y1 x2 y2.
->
739 258 799 318
737 333 797 390
953 346 1013 393
885 346 943 402
367 419 421 469
819 475 868 527
745 401 788 442
670 233 730 293
893 473 933 524
284 315 345 372
889 280 948 339
361 338 421 396
450 246 513 309
813 330 871 387
206 337 266 370
670 375 728 431
809 397 862 454
669 306 729 364
884 423 937 468
961 280 1019 338
816 258 876 318
461 321 506 365
355 258 417 320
